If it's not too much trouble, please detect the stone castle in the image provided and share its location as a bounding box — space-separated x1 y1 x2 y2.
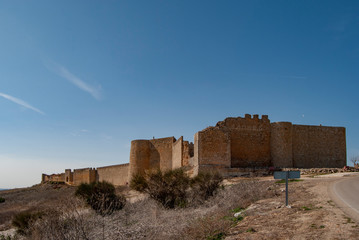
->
42 114 347 186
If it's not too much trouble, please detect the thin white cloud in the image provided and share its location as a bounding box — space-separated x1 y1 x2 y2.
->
0 92 45 115
45 61 102 100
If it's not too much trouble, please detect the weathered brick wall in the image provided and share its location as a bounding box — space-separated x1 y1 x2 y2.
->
97 164 129 186
271 122 293 167
196 127 231 171
172 137 183 169
292 125 346 168
216 114 271 168
73 168 96 185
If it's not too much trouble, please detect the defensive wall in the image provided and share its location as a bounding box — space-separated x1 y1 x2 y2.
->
42 114 347 186
97 164 129 186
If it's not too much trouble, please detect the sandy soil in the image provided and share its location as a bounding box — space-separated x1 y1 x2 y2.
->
226 173 359 240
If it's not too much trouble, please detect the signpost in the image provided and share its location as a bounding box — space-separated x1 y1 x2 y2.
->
274 171 300 206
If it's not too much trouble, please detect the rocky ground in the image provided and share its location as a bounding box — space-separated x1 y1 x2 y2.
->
225 173 359 240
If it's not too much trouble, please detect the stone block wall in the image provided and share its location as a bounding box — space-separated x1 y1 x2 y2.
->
41 173 65 183
216 114 271 168
73 168 96 185
150 137 175 171
292 125 346 168
270 122 293 167
182 141 193 166
172 137 183 170
129 137 175 178
97 164 129 186
194 127 231 172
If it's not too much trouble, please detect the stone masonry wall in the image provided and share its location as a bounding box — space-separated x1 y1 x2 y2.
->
97 164 129 186
150 137 175 171
41 173 65 183
216 114 271 168
182 141 193 167
129 137 175 179
73 168 96 185
172 137 183 169
271 122 293 167
195 127 231 171
292 125 346 168
129 140 151 177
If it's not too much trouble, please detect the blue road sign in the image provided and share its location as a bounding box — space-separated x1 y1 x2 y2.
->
274 171 300 179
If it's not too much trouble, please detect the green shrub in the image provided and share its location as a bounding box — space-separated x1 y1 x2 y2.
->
0 197 5 203
207 232 226 240
75 181 126 216
12 211 43 235
131 169 191 208
191 171 223 201
0 235 17 240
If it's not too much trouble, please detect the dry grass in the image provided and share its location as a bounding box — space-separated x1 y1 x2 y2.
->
0 183 76 231
1 180 275 239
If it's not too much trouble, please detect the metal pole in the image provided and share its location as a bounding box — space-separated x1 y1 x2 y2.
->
285 171 289 206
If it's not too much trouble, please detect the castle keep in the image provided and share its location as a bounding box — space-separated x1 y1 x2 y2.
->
42 114 346 185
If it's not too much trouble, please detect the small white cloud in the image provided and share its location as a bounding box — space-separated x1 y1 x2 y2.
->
0 92 45 115
45 61 102 100
302 114 305 118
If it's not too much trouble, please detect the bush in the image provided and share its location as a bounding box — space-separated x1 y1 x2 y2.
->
0 235 17 240
0 197 5 203
191 171 223 201
75 181 126 216
12 211 43 235
131 168 191 208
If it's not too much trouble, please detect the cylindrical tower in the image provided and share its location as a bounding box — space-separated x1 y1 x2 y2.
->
129 140 151 180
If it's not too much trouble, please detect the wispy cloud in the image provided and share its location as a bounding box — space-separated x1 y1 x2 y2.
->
45 61 102 100
0 92 45 115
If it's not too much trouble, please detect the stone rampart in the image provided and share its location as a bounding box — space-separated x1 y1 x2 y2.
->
73 168 96 185
292 125 346 168
216 114 271 168
97 164 129 186
270 122 293 167
42 114 347 186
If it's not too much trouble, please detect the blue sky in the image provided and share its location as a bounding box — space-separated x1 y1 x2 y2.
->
0 1 358 188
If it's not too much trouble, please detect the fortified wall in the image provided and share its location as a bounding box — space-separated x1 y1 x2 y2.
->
42 114 346 186
43 165 129 186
